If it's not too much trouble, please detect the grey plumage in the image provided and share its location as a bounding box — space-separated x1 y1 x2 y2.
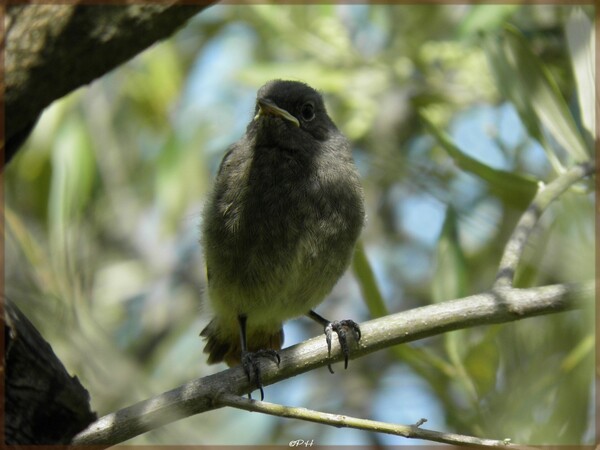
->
200 80 365 366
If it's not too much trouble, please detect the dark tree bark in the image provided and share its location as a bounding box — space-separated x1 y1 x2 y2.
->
5 2 212 163
4 300 97 444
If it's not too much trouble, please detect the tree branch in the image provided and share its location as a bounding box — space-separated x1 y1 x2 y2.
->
217 393 535 448
71 281 593 447
494 161 596 288
5 2 213 162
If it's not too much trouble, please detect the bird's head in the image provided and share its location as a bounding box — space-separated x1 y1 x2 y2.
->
251 80 337 143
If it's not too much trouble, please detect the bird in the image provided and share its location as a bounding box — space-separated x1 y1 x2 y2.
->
200 80 365 399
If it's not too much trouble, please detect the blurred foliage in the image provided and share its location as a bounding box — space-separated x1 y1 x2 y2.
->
5 4 595 446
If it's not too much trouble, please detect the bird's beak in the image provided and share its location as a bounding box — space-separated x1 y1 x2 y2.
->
255 98 300 127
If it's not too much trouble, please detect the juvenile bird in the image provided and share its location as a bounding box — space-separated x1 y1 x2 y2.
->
200 80 365 399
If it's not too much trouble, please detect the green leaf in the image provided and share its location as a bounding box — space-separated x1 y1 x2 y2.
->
483 25 590 165
48 115 96 229
445 329 478 402
421 114 538 208
432 206 468 303
482 30 549 154
458 5 520 37
560 335 594 373
125 40 183 130
464 327 500 397
155 130 209 235
504 25 590 162
565 8 595 142
391 344 456 380
352 240 388 318
5 207 45 269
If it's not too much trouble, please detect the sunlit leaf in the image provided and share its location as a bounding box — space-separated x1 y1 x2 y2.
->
445 329 478 402
560 335 594 373
464 327 500 396
352 240 388 318
435 213 479 402
156 132 199 234
124 40 183 129
48 115 96 237
565 8 595 141
432 206 468 303
5 207 45 270
391 344 456 381
482 30 547 147
483 25 590 166
458 5 520 37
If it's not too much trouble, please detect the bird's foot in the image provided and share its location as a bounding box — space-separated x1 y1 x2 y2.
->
324 320 361 374
241 349 280 400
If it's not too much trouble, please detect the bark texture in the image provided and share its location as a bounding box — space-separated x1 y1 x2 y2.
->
5 3 210 162
4 301 96 444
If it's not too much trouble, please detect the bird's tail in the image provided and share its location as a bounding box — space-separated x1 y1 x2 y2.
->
200 319 284 367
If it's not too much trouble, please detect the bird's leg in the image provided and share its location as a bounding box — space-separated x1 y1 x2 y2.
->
238 314 280 400
307 310 361 374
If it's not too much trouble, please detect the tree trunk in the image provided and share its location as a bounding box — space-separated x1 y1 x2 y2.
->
4 300 96 444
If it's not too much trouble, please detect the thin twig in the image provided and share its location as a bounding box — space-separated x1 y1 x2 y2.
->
71 281 593 447
217 393 536 449
494 161 595 288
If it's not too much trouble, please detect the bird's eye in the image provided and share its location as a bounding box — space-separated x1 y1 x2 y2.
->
300 102 315 122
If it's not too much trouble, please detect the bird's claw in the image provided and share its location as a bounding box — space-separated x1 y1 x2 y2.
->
324 319 361 374
241 349 280 400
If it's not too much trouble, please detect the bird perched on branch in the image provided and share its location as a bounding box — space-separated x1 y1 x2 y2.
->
200 80 365 399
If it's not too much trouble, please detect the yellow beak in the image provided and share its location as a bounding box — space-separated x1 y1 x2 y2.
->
255 98 300 127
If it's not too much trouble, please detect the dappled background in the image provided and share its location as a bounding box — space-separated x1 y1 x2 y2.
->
5 4 595 445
